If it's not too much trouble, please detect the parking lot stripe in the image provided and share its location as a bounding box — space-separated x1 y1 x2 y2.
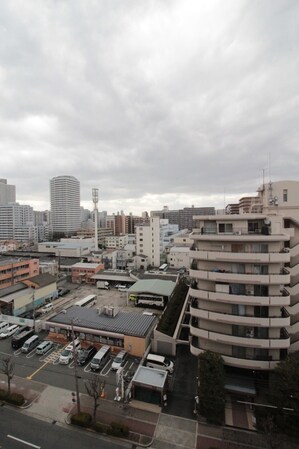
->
26 360 50 380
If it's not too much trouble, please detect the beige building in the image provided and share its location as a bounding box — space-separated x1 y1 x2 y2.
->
188 180 299 371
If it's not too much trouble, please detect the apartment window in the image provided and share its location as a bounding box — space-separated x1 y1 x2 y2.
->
218 223 233 233
248 221 260 233
232 346 246 358
253 264 268 275
252 243 268 253
283 189 288 202
139 238 143 242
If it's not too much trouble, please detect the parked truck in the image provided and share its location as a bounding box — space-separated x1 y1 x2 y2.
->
97 281 110 290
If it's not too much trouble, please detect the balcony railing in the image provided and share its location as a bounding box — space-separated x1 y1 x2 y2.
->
192 226 272 236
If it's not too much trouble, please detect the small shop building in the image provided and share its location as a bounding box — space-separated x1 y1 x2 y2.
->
47 305 157 357
131 366 168 406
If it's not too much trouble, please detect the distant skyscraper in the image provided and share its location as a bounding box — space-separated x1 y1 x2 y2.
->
50 175 80 237
0 179 16 204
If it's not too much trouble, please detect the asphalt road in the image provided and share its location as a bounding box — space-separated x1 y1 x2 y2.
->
0 406 131 449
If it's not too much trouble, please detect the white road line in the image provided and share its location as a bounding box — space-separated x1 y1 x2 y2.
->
7 434 41 448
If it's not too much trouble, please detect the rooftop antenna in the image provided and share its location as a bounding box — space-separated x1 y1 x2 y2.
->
92 188 99 251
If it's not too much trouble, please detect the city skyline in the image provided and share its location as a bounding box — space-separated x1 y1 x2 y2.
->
1 1 298 214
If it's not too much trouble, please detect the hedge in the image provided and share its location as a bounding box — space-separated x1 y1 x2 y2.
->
70 412 92 427
107 421 129 437
0 389 25 406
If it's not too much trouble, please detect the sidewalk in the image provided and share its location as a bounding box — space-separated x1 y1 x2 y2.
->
0 374 286 449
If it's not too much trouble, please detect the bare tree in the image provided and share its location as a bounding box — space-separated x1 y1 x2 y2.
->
85 374 105 424
0 356 14 395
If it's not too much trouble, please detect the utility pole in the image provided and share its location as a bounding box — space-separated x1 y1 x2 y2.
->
32 291 36 332
71 318 81 414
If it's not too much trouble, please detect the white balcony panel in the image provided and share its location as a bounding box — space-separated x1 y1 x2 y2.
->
188 287 290 307
190 233 289 242
190 345 203 357
189 328 290 349
190 308 290 327
189 269 290 285
190 250 290 264
222 355 278 371
190 325 209 339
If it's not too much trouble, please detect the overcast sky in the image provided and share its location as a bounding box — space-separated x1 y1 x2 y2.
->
0 1 298 214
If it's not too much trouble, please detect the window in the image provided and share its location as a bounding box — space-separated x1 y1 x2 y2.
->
283 189 288 202
218 223 233 233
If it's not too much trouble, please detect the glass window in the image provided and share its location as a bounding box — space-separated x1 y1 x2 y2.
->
283 189 288 202
218 223 233 233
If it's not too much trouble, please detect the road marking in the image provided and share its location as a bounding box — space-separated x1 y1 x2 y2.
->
7 435 41 448
26 360 50 380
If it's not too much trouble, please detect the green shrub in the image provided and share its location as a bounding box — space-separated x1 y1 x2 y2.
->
71 412 92 427
93 422 109 433
6 393 25 406
0 389 8 401
107 422 129 437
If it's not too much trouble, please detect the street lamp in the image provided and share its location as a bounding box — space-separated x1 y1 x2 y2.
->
71 318 81 414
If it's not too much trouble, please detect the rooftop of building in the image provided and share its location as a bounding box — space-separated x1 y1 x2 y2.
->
23 273 57 287
132 365 168 388
49 305 157 337
127 279 176 296
0 282 28 298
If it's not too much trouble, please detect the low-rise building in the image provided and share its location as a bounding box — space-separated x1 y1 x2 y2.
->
71 262 104 284
0 273 57 316
0 258 39 290
47 305 157 357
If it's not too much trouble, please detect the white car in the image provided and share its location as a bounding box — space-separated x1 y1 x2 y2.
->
42 303 53 314
0 324 20 339
59 347 74 364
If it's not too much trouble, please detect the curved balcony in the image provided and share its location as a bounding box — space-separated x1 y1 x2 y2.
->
190 230 289 243
189 325 290 349
190 249 290 264
188 286 290 307
189 268 290 285
190 338 279 370
190 305 290 328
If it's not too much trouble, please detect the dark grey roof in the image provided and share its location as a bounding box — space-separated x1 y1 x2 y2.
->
0 283 27 298
49 306 156 337
24 273 57 287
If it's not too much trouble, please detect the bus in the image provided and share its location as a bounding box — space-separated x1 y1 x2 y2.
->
159 263 168 272
75 295 97 308
134 295 165 308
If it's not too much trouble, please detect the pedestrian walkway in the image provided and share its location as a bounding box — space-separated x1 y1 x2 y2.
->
0 373 279 449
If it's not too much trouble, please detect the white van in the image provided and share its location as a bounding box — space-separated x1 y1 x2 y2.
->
0 322 9 333
145 353 174 373
118 285 127 292
36 340 54 355
0 324 19 339
21 335 40 353
42 303 53 313
90 345 111 371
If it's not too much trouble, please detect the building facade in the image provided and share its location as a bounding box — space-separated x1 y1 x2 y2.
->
136 217 161 267
0 179 16 204
188 180 299 371
0 203 38 243
50 175 81 237
0 258 39 290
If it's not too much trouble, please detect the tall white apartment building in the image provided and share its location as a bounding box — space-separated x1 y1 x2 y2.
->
136 217 160 267
0 203 38 243
0 179 16 204
189 180 299 371
50 175 81 237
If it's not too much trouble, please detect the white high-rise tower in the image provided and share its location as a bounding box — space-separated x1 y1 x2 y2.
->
92 188 99 251
50 175 80 237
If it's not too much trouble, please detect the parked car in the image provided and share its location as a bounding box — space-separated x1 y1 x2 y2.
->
36 340 54 355
77 346 97 366
111 350 128 371
59 339 81 364
42 303 53 314
58 288 70 297
59 348 73 364
0 324 20 339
